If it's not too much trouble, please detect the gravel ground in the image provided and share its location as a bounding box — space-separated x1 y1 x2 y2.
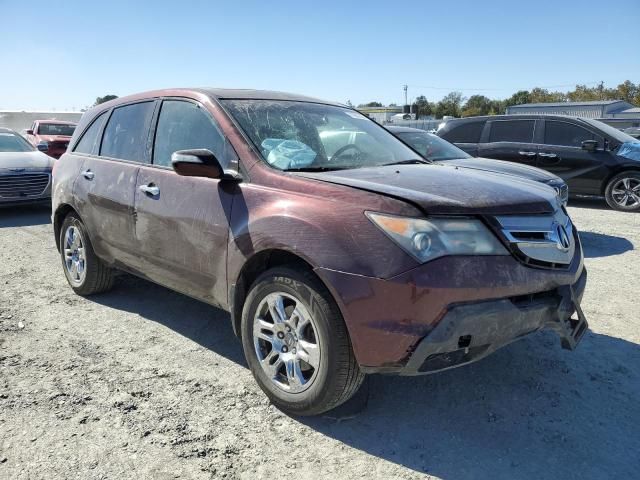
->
1 198 639 480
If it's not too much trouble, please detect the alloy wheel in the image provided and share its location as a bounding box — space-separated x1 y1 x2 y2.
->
611 177 640 208
253 292 321 393
63 225 87 286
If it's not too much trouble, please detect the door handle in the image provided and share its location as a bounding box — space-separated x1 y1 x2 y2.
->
538 152 558 158
518 151 537 157
81 169 94 180
139 184 160 196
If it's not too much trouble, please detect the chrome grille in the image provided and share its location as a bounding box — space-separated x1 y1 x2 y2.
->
0 173 50 198
494 209 575 267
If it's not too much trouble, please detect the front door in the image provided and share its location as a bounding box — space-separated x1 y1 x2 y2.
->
133 98 235 307
478 119 538 166
539 119 609 195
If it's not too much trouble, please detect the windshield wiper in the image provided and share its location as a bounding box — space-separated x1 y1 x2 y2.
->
382 158 431 166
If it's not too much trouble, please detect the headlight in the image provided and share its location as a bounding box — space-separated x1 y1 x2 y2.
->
366 212 508 263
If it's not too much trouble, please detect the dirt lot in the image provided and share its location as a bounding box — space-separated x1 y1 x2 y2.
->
1 199 639 480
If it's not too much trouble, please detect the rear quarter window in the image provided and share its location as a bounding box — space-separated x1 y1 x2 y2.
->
488 120 535 143
441 121 484 143
73 112 108 155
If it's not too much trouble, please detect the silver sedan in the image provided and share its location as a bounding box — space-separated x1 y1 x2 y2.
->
0 127 54 206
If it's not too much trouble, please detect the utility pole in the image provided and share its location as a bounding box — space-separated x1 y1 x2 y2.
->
403 85 408 107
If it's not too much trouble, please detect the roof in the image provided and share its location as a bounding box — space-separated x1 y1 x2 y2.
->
509 100 627 108
35 119 77 125
195 88 344 106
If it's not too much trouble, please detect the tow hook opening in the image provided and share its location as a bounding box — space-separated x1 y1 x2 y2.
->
458 335 472 349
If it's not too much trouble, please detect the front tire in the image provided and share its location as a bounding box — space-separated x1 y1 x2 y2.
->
605 172 640 212
241 266 364 416
60 214 114 295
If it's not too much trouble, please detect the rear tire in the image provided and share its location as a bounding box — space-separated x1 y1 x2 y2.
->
605 172 640 212
59 213 114 295
241 266 364 416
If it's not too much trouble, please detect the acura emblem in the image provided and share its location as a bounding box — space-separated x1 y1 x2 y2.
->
555 224 571 251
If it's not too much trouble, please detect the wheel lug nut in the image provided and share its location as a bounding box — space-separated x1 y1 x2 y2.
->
286 326 291 332
292 348 296 354
277 332 285 339
282 346 288 353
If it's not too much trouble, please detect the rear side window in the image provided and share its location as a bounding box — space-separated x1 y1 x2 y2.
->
74 112 107 155
488 120 535 143
544 121 601 147
442 122 484 143
100 102 155 162
153 100 225 167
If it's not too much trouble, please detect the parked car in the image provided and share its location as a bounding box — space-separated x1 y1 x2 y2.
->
623 126 640 139
25 120 77 159
437 115 640 211
387 126 569 205
53 89 588 415
0 127 53 206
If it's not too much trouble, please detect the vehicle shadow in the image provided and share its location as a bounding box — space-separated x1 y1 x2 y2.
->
0 204 51 228
301 331 640 479
90 274 246 367
579 231 634 258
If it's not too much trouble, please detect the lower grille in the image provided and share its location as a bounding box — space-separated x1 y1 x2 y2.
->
0 173 50 198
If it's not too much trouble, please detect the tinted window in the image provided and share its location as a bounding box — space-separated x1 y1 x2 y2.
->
153 100 225 167
396 131 470 160
74 112 107 155
544 121 601 147
489 120 534 143
101 102 155 162
442 121 484 143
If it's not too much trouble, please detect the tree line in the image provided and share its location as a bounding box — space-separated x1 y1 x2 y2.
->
357 80 640 119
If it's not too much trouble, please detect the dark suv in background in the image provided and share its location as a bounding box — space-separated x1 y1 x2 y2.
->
437 115 640 211
52 89 588 415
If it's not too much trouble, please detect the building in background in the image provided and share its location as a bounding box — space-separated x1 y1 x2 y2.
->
506 101 640 130
0 111 84 134
357 106 403 123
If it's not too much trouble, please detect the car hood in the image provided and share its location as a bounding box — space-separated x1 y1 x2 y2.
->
437 157 562 184
0 151 54 171
297 164 558 215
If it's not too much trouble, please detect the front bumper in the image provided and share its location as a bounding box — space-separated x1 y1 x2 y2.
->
315 247 587 373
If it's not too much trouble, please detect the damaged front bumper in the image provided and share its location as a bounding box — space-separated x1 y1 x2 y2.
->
316 247 587 374
398 269 587 375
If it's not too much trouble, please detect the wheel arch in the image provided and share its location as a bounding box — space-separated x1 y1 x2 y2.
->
601 166 640 195
53 203 80 252
229 248 333 338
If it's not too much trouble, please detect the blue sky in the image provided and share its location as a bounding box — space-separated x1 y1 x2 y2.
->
1 0 638 110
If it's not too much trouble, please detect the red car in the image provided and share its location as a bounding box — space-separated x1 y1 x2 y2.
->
52 89 588 415
25 120 76 159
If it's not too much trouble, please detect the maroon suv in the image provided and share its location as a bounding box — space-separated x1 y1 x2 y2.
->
52 89 588 415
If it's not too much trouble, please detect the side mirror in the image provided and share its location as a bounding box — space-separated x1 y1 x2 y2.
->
171 149 241 180
26 129 34 135
36 141 49 152
582 140 598 152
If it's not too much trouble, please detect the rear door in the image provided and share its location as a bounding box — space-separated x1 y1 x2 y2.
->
539 119 607 194
478 119 538 166
74 100 157 266
132 98 235 306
